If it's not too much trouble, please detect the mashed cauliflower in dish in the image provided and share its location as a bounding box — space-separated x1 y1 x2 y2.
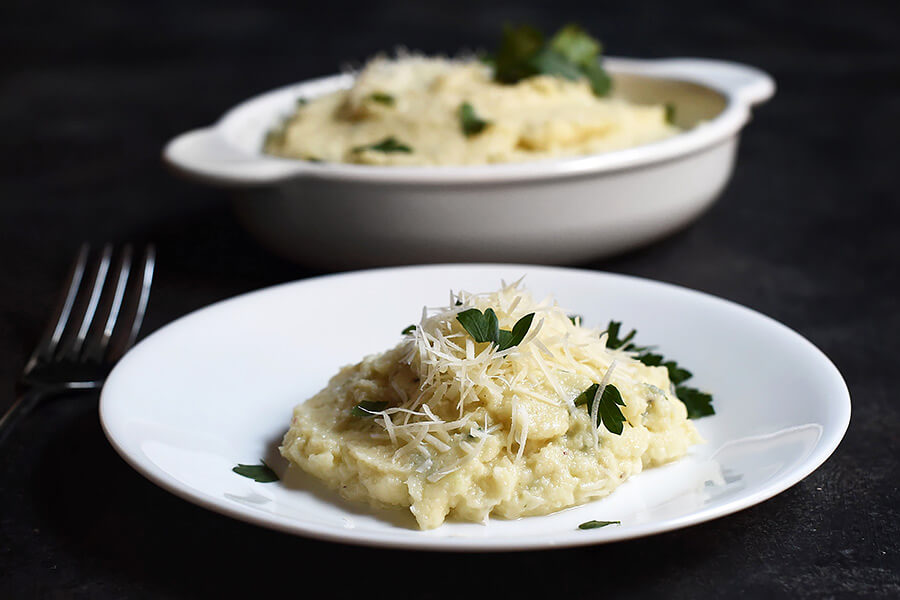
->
280 282 702 529
264 57 679 166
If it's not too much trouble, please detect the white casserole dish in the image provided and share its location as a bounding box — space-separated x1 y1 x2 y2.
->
164 58 774 267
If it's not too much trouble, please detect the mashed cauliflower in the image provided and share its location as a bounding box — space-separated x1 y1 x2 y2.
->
280 282 702 529
264 57 679 166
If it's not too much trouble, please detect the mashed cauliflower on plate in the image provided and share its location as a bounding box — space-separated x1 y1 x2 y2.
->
263 57 679 166
280 282 702 529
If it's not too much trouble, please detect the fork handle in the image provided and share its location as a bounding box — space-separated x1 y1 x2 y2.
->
0 388 43 445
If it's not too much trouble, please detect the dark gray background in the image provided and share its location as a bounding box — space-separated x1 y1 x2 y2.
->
1 0 898 597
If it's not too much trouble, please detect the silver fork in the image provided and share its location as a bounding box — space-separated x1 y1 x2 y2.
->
0 243 156 444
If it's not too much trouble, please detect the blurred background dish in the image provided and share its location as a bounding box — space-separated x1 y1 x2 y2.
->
165 57 773 267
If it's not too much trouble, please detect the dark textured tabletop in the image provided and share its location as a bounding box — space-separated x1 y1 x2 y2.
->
2 0 898 597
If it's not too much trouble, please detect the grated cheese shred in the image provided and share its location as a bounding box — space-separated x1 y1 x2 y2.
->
366 280 640 460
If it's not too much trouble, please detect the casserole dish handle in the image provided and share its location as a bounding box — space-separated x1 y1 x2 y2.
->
163 127 309 186
644 58 776 106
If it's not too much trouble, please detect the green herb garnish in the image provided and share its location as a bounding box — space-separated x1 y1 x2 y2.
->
602 321 648 353
578 520 620 530
497 313 535 351
601 321 714 418
296 97 308 106
457 308 499 343
352 136 413 154
636 351 692 385
568 314 582 326
665 103 677 125
351 400 390 417
456 308 535 351
549 25 601 66
232 461 279 483
458 102 491 137
529 46 584 80
491 24 543 83
674 386 714 419
574 383 627 434
490 24 611 97
369 92 395 106
402 324 416 335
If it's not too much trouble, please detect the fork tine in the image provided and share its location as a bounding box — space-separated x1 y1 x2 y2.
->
23 244 90 375
97 245 133 358
55 244 111 362
81 244 132 364
106 245 155 363
124 245 155 351
68 244 113 359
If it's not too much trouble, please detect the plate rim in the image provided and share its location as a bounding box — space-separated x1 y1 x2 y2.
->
99 263 851 551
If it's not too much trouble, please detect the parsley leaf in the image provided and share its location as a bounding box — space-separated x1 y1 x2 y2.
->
597 384 627 434
489 23 612 97
352 136 412 154
602 321 651 353
665 102 677 125
459 102 491 137
351 400 389 417
574 383 627 435
636 351 662 366
636 353 696 393
493 24 545 84
549 24 601 66
601 321 714 418
233 461 279 483
578 520 620 530
497 313 535 351
664 362 692 385
401 324 416 335
528 47 584 81
369 92 395 106
456 308 535 351
580 59 613 96
573 383 599 407
603 321 636 350
675 386 714 419
457 308 500 343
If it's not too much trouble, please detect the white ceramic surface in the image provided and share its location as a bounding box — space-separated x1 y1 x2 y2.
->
163 59 775 267
100 265 849 551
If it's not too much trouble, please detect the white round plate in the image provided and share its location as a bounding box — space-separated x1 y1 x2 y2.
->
100 265 850 551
